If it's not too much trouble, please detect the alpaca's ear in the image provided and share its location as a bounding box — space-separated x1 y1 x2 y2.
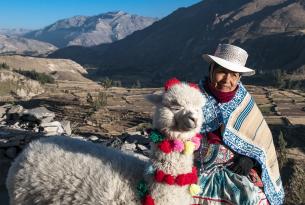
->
145 94 162 105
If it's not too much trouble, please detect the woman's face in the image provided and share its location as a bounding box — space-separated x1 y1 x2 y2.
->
210 64 241 92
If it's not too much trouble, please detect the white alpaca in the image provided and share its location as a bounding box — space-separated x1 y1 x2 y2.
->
6 78 206 205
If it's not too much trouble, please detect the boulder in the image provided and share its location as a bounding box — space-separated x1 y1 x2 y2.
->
40 121 64 136
22 107 55 123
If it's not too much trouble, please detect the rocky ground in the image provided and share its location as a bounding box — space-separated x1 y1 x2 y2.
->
0 81 305 204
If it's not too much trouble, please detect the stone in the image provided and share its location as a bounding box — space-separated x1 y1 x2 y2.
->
106 137 123 149
70 135 86 141
40 116 54 124
22 107 55 123
121 142 136 152
124 134 150 145
6 105 24 121
61 120 72 135
0 141 20 148
0 107 6 118
89 135 99 141
7 105 23 114
40 121 64 136
86 120 95 126
137 144 149 151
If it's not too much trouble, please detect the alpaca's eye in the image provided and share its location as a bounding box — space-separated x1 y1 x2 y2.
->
170 106 182 111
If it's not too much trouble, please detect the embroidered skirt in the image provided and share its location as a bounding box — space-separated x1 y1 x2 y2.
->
193 142 269 205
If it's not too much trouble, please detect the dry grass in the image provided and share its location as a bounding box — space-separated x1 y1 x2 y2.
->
0 80 19 96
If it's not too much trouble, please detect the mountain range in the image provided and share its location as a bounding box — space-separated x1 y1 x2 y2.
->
23 11 158 48
0 28 32 36
0 34 57 56
49 0 305 86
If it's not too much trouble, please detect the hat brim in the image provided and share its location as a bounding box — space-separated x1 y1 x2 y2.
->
202 54 255 76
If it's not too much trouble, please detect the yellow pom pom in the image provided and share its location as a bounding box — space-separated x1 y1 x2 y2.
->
189 184 201 196
184 141 195 155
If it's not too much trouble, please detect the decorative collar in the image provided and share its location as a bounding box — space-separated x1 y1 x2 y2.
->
149 129 202 155
137 167 201 205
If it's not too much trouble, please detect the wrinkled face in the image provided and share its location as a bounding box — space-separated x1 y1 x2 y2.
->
150 84 206 133
211 64 241 92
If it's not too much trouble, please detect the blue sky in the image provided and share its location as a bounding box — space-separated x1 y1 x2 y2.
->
0 0 201 29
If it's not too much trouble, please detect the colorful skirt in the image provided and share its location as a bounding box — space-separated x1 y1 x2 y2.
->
193 141 269 205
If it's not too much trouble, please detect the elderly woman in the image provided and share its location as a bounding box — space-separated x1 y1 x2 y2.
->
193 44 284 205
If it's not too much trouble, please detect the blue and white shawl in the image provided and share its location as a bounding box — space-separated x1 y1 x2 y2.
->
199 80 284 205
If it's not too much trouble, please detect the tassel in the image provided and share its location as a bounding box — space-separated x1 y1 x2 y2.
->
158 140 172 154
184 141 195 155
155 170 165 182
173 139 184 152
189 184 201 196
164 174 175 185
191 136 201 150
142 195 155 205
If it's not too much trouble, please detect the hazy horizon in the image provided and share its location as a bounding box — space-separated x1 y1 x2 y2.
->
0 0 201 30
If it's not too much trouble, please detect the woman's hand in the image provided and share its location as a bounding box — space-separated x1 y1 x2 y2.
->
228 155 255 176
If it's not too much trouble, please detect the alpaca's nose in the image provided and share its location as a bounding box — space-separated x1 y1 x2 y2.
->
188 116 196 124
185 112 197 128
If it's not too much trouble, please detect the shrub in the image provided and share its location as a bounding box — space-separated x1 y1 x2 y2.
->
132 80 141 88
273 69 286 88
88 92 107 111
100 77 113 89
0 62 10 70
113 80 122 87
14 70 55 84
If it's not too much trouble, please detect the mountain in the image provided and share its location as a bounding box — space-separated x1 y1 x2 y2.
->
24 11 158 48
49 0 305 86
0 28 32 36
0 34 57 56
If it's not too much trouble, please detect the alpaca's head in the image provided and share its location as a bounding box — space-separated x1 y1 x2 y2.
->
146 78 206 140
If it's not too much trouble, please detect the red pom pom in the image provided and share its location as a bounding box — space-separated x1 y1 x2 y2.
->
143 195 155 205
188 82 200 90
176 174 186 186
164 78 181 91
192 166 198 175
185 167 197 184
195 133 203 139
184 173 193 184
155 170 165 182
164 174 175 185
158 140 172 154
189 173 197 184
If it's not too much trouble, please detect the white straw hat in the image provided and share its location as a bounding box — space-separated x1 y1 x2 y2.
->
202 44 255 76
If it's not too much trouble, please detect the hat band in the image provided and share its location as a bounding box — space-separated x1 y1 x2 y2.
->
214 51 247 66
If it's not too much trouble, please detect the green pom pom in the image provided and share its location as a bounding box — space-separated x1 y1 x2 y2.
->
149 130 165 143
137 180 148 198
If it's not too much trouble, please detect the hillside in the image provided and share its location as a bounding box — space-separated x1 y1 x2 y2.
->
49 0 305 86
0 55 90 82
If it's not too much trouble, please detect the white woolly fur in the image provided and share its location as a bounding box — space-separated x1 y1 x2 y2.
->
6 81 206 205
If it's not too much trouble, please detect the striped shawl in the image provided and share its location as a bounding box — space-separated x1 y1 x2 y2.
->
199 80 284 205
